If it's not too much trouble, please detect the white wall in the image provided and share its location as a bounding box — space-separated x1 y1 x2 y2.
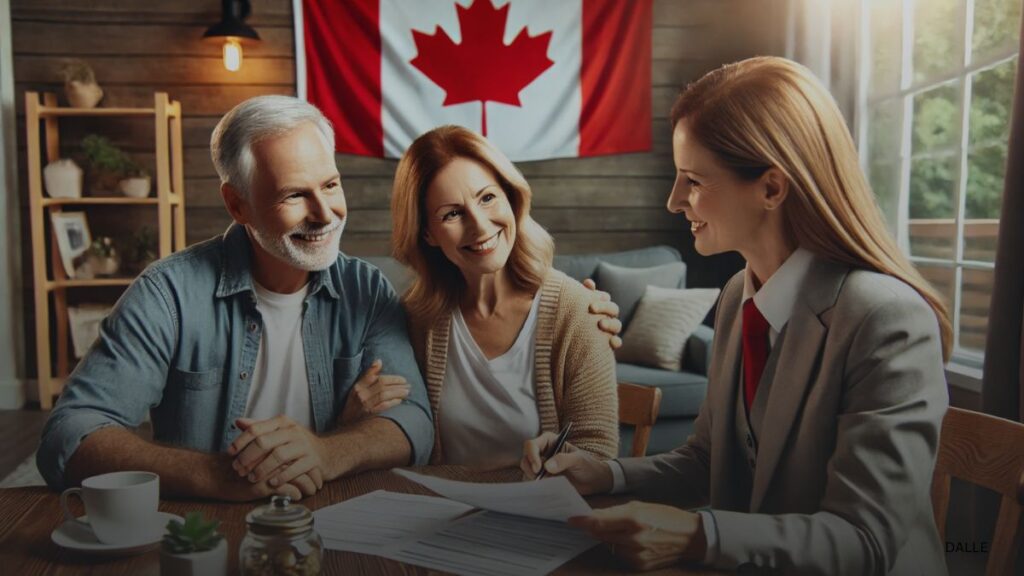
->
0 0 26 408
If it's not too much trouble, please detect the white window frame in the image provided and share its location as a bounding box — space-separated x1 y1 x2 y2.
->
855 0 1019 367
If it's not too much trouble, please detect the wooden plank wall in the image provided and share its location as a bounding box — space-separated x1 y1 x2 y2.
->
11 0 784 378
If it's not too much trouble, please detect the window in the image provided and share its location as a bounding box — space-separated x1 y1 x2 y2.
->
858 0 1021 364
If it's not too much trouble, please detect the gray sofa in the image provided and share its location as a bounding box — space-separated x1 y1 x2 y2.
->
362 245 712 456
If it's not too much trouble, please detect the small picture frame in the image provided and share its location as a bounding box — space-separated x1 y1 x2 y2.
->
50 212 91 278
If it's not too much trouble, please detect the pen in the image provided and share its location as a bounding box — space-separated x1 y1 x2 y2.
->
535 421 573 480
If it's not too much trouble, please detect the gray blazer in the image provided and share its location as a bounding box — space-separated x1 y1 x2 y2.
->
619 256 948 576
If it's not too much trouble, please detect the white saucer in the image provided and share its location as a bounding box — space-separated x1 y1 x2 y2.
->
51 511 183 556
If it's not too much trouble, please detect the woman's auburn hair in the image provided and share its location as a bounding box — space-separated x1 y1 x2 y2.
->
391 125 554 322
672 56 952 361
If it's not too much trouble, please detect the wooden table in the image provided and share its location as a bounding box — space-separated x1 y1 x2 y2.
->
0 467 719 575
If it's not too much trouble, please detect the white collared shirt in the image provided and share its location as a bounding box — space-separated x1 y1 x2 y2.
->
608 247 815 566
742 247 815 349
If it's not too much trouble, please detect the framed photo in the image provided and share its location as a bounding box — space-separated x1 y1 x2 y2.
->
50 212 91 278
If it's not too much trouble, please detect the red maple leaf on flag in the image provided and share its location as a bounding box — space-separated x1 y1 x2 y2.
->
409 0 555 136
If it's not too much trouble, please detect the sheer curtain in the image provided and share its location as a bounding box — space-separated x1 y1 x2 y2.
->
782 0 859 125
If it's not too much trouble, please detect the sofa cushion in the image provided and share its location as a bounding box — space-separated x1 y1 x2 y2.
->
594 261 686 327
616 286 720 371
616 363 707 418
553 245 683 283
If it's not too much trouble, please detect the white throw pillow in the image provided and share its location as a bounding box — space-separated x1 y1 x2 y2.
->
616 286 720 371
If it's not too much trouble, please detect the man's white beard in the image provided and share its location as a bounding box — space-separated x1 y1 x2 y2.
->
249 216 346 272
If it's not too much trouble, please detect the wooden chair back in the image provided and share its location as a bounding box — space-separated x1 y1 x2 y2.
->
617 382 662 457
931 407 1024 576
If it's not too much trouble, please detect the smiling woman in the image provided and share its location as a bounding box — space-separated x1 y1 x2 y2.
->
345 125 619 469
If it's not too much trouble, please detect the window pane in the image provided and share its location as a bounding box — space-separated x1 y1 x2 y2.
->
913 0 966 83
868 0 903 94
869 160 901 234
966 143 1006 220
912 82 962 153
972 0 1023 62
916 264 956 311
969 57 1017 146
909 155 958 259
869 99 904 159
964 144 1004 262
959 268 993 352
963 216 1000 262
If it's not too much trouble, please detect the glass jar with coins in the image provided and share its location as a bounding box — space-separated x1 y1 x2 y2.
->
239 495 322 576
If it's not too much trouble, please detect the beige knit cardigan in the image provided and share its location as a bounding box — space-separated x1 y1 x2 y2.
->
407 269 619 465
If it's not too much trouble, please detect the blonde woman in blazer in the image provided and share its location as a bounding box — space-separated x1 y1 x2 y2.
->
522 56 951 575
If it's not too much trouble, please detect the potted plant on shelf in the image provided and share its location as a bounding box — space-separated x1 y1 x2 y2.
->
76 236 120 279
160 512 227 576
79 134 150 197
117 161 151 198
122 226 158 274
59 59 103 108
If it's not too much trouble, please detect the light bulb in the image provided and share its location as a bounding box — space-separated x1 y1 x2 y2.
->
223 38 242 72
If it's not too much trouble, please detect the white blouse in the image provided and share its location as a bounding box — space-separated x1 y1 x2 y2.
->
438 293 542 467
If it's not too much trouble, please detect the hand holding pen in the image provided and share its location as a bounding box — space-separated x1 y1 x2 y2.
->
535 421 573 480
519 422 616 495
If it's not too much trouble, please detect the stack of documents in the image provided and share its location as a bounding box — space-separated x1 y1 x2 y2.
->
312 471 598 575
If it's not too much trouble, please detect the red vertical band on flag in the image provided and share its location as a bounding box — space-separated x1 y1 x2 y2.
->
579 0 652 156
303 0 383 156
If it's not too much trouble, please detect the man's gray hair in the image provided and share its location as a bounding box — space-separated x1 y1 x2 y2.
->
210 95 335 197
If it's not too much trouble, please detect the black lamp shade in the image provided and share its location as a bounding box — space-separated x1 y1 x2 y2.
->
203 0 261 42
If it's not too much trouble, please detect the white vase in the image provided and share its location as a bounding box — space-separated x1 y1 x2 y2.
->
43 159 83 199
118 176 151 198
160 539 228 576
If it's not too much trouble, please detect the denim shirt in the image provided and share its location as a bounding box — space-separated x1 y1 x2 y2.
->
38 224 433 489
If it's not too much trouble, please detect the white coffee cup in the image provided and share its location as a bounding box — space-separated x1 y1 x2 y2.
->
60 471 160 545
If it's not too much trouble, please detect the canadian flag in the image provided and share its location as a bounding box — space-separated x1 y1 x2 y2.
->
295 0 652 161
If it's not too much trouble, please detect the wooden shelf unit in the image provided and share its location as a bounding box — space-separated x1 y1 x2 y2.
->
25 91 187 409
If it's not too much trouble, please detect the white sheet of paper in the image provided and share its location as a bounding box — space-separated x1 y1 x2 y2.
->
313 490 473 555
392 510 598 576
393 469 591 521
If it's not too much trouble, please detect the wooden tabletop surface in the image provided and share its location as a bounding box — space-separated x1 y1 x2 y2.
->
0 466 719 575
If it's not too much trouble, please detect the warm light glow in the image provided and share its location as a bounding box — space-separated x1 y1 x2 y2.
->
223 38 242 72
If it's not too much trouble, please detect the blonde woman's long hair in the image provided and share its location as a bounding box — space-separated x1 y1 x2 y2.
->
391 125 554 322
673 56 952 360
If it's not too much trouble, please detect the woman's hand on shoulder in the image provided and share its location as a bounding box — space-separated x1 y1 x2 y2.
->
519 431 614 495
338 359 410 425
582 278 623 349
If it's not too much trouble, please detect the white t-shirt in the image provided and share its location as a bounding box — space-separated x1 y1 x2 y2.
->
243 281 313 429
439 293 542 467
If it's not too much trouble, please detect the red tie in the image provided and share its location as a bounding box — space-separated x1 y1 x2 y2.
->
742 298 770 411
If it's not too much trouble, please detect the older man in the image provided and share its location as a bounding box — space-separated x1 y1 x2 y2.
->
37 96 433 501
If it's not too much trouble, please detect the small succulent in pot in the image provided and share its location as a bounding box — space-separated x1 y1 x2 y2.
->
78 236 120 278
163 512 224 554
161 512 229 576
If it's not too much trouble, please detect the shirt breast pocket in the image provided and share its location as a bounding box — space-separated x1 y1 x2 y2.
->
333 350 365 395
169 366 221 391
161 366 222 447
